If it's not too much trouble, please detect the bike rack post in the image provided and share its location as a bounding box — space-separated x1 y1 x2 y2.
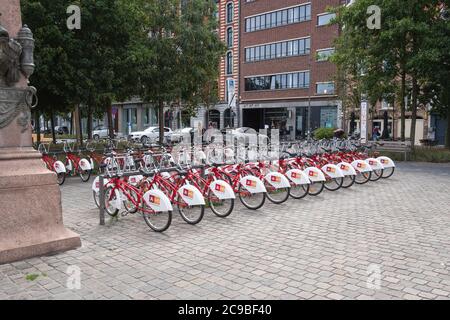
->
99 175 105 226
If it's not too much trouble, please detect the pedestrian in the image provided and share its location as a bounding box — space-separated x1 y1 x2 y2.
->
372 126 380 141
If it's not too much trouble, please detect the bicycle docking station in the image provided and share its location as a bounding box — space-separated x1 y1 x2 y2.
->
0 1 80 264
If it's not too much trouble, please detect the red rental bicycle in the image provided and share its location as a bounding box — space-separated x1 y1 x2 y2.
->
102 170 173 233
181 164 235 218
143 167 206 225
38 144 66 185
63 142 92 182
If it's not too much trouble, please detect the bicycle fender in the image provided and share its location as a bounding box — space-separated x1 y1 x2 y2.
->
352 160 373 173
286 169 311 185
79 158 92 171
65 159 73 172
264 172 291 189
89 158 95 170
322 164 345 179
53 161 66 173
365 158 384 171
337 162 357 176
210 180 236 200
178 185 206 206
303 167 326 182
239 176 267 194
92 176 109 192
143 189 173 212
111 189 122 210
377 156 396 168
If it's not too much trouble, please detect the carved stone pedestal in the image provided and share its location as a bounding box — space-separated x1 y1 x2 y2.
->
0 147 81 264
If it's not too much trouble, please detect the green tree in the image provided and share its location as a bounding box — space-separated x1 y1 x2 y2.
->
332 0 447 149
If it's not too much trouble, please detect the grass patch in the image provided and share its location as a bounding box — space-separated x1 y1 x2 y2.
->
25 273 40 281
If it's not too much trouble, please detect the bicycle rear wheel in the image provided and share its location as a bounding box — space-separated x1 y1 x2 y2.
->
208 190 235 218
177 195 205 225
79 169 92 182
355 171 371 184
308 181 324 196
382 167 395 179
370 169 384 182
56 172 66 185
143 204 172 232
264 180 290 204
289 183 309 199
104 186 119 217
341 175 356 188
238 184 266 210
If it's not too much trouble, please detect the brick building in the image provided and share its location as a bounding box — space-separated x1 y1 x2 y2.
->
237 0 343 139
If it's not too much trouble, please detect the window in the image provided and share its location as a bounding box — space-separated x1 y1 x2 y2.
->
317 48 335 61
226 2 233 23
226 27 233 48
245 71 310 91
317 13 336 26
244 37 311 62
316 82 335 95
226 52 233 74
245 4 311 32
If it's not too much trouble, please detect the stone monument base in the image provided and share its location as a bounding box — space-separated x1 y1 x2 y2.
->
0 147 81 264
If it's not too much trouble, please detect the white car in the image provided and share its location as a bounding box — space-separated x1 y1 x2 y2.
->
93 126 115 140
129 126 173 144
230 127 269 145
171 127 194 143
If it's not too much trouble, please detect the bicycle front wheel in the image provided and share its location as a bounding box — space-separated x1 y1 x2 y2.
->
324 177 344 191
355 171 371 184
370 169 384 182
177 194 205 225
104 186 119 217
341 175 356 189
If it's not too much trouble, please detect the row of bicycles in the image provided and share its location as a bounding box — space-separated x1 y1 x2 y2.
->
90 138 396 233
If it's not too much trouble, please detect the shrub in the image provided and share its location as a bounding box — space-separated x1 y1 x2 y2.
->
313 127 335 140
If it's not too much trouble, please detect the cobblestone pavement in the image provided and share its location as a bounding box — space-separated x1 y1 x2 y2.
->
1 162 449 300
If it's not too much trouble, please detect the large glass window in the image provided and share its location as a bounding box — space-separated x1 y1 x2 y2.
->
316 82 335 95
245 4 311 32
226 52 233 74
245 37 310 62
226 27 233 48
245 71 310 91
316 48 335 61
226 2 233 23
317 13 336 26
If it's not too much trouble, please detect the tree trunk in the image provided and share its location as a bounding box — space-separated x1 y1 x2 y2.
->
74 104 83 146
446 107 450 150
410 76 418 152
87 104 93 140
35 110 41 143
50 108 56 144
69 111 73 135
106 98 114 139
158 100 165 144
400 70 406 141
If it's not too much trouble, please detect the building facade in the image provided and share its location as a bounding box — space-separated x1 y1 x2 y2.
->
238 0 343 139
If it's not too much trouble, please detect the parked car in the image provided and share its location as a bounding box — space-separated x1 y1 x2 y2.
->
230 127 269 145
129 126 173 144
55 126 69 135
93 126 116 140
171 127 194 143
